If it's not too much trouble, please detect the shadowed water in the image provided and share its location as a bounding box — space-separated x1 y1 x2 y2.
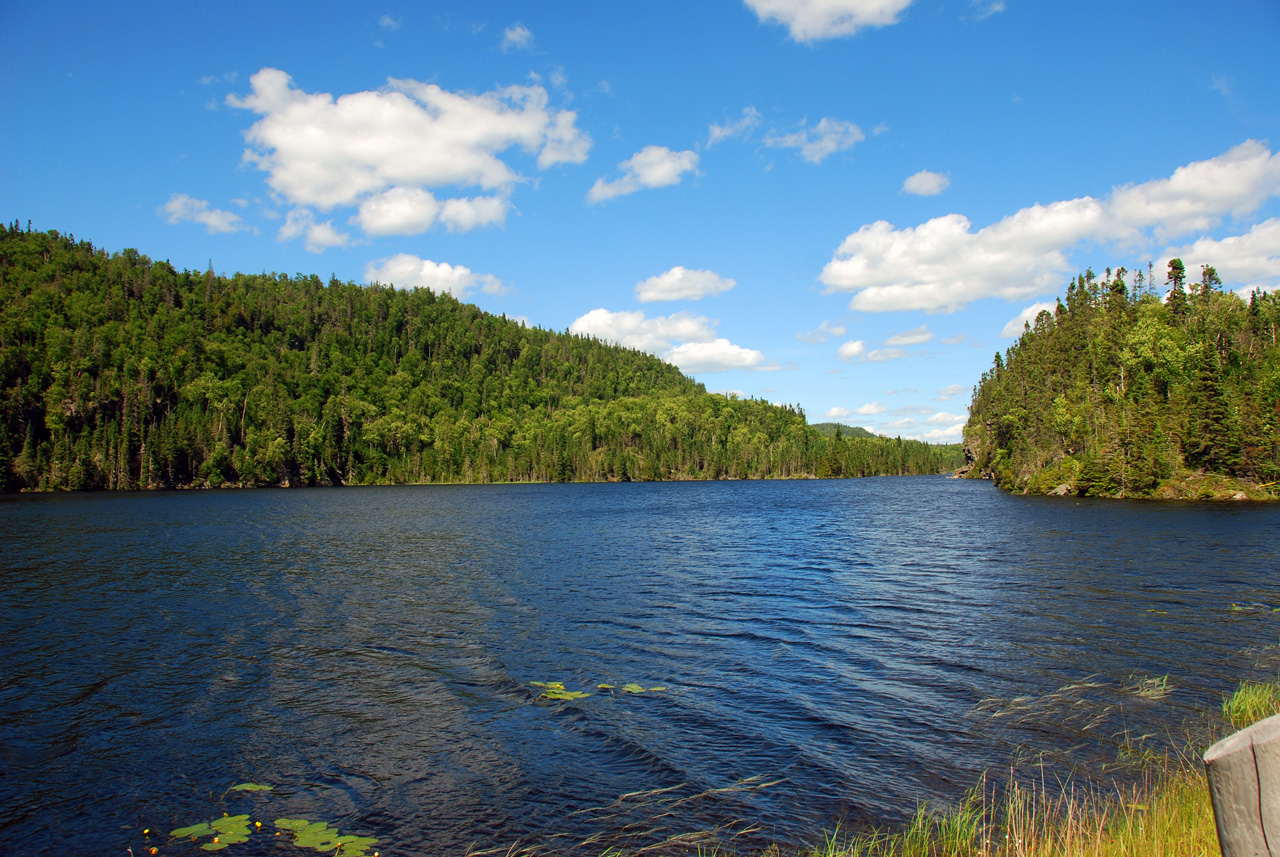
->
2 478 1278 854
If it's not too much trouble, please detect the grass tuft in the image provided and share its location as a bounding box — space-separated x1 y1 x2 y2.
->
1221 677 1280 730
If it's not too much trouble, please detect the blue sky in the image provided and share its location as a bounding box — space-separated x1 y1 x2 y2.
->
3 1 1279 441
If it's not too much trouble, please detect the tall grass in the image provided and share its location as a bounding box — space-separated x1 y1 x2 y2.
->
1221 677 1280 730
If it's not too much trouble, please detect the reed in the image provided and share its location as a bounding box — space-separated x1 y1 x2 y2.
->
1221 676 1280 730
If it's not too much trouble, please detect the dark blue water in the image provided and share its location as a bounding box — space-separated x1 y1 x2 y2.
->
2 478 1278 855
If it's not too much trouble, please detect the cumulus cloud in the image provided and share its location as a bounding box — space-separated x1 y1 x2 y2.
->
866 347 906 362
439 195 511 232
587 146 699 203
278 208 350 252
667 340 770 373
836 339 866 361
796 319 847 343
160 194 245 234
365 253 505 298
885 325 933 346
569 308 769 373
855 401 886 415
935 383 968 401
765 117 864 164
226 67 589 242
926 411 967 426
636 266 736 302
354 186 440 235
744 0 915 41
902 169 950 196
708 107 762 146
823 406 853 419
501 23 533 51
1000 301 1058 337
1160 217 1280 293
821 140 1280 313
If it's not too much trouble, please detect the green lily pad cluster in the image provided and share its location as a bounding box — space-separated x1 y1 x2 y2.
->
531 680 592 700
171 814 251 851
165 783 379 855
275 818 379 855
531 680 668 700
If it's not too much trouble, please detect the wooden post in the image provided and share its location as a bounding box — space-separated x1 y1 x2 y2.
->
1205 713 1280 857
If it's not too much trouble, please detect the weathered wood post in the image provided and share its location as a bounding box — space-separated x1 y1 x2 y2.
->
1205 713 1280 857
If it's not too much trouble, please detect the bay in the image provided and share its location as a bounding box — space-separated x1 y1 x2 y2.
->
1 477 1278 854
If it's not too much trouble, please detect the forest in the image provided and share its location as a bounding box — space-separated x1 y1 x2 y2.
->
0 223 961 492
963 260 1280 499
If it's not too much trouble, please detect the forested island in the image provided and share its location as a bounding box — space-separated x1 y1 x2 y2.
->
962 261 1280 499
0 224 960 492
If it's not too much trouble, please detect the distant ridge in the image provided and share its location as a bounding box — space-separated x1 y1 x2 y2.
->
0 224 963 490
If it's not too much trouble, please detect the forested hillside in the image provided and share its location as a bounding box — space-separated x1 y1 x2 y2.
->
963 262 1280 499
0 224 961 491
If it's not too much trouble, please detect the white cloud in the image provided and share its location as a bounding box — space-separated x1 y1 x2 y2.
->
570 308 717 353
439 195 510 232
925 411 967 425
365 254 505 298
227 67 590 232
569 308 768 373
1109 140 1280 241
902 169 950 197
667 339 768 373
919 424 964 442
884 325 933 346
744 0 915 41
941 333 968 345
1000 301 1058 337
587 146 699 203
159 194 245 234
709 107 762 146
796 319 847 343
855 401 886 415
379 15 401 30
1160 218 1280 292
501 23 533 51
354 187 440 235
881 417 918 431
821 140 1280 313
935 383 968 401
866 347 906 362
836 339 866 361
970 1 1004 20
765 118 864 164
636 266 737 302
823 406 853 419
278 208 350 252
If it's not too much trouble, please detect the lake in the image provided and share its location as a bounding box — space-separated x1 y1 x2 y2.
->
2 477 1278 854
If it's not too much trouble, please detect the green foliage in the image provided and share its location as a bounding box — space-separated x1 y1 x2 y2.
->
1222 677 1280 730
0 224 961 490
170 814 251 851
275 818 379 855
964 263 1280 498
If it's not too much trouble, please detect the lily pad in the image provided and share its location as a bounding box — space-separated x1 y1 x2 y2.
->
230 782 273 791
171 822 212 838
620 683 646 694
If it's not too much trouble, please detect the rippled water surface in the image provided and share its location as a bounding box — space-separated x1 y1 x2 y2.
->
2 478 1279 854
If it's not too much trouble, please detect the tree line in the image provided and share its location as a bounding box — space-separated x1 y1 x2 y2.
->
0 223 961 491
963 260 1280 497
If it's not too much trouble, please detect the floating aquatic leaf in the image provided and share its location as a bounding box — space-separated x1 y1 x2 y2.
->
230 782 273 791
542 688 591 700
648 686 667 692
620 683 646 694
211 815 250 833
171 822 212 838
597 683 615 689
200 843 228 852
275 818 311 831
